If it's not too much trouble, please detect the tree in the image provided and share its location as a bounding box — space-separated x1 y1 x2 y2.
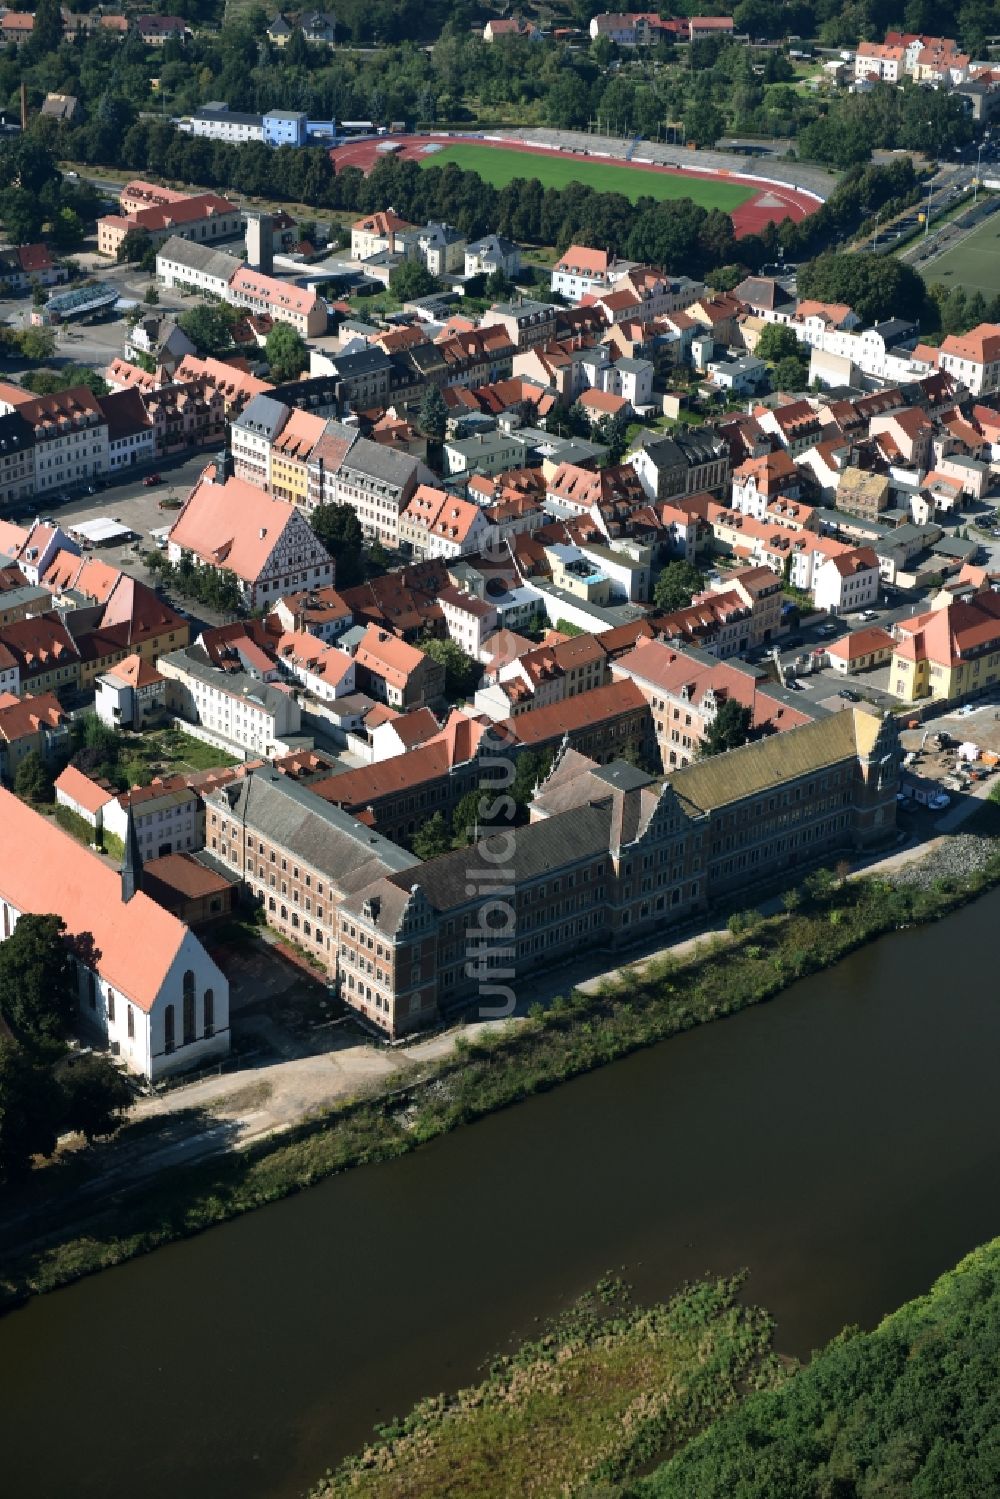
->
60 1055 132 1142
418 384 448 445
27 0 63 59
756 323 801 362
388 258 440 300
683 101 724 150
50 207 83 251
17 327 56 363
143 283 159 306
701 698 753 757
653 560 705 613
411 811 451 859
419 634 480 703
772 354 810 391
451 786 510 847
796 252 926 326
0 914 78 1050
117 228 154 266
0 1041 62 1183
265 322 308 382
178 302 236 357
14 749 53 804
596 409 628 465
310 501 365 585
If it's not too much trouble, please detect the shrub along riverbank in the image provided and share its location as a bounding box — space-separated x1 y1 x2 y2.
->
309 1234 1000 1499
3 823 1000 1313
309 1275 786 1499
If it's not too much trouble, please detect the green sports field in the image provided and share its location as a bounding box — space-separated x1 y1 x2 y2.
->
418 142 756 211
924 211 1000 300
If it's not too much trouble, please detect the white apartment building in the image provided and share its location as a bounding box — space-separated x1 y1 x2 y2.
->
158 649 304 756
188 104 265 143
156 236 239 299
12 388 109 493
103 785 201 860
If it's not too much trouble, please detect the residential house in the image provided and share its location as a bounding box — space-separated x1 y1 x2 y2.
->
348 624 446 711
891 588 1000 702
100 189 240 259
0 691 67 784
826 626 895 677
612 637 812 769
167 466 334 609
95 653 167 730
464 235 521 280
159 647 304 756
398 485 492 561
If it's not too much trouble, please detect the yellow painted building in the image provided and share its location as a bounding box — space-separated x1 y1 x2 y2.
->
269 408 327 508
890 592 1000 702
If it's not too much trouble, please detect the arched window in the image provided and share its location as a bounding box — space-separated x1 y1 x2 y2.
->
280 905 287 920
291 913 299 929
182 970 196 1046
204 988 214 1040
268 896 276 912
164 1003 175 1054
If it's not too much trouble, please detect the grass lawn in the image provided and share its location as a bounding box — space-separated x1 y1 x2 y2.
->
419 143 756 211
924 208 1000 299
134 727 241 776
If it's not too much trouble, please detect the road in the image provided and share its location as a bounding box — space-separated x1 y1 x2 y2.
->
27 453 241 631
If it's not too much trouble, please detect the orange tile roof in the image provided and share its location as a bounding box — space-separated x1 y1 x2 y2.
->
353 624 427 689
167 471 305 583
0 787 193 1012
555 245 610 276
504 679 647 746
940 323 1000 365
54 764 116 815
102 652 164 688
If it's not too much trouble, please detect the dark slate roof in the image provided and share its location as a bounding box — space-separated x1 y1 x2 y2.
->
331 348 394 380
388 802 614 914
213 767 418 892
341 435 419 486
233 393 290 439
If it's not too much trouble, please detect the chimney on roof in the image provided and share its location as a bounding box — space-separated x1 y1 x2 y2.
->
216 448 234 483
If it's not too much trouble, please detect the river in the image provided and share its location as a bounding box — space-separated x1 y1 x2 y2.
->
3 891 1000 1499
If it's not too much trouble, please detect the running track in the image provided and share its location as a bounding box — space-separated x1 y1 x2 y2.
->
329 133 820 238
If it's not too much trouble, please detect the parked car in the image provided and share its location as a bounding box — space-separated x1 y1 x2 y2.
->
838 688 860 701
929 792 951 811
785 634 804 649
956 704 977 717
818 620 840 638
859 609 879 621
142 473 162 487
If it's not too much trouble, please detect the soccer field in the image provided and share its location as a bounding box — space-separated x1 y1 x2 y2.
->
418 143 757 211
924 212 1000 300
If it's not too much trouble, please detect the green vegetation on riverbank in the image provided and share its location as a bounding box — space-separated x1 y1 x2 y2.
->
312 1233 1000 1499
4 822 1000 1314
310 1276 785 1499
636 1235 1000 1498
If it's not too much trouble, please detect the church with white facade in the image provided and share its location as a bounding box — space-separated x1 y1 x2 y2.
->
0 788 229 1080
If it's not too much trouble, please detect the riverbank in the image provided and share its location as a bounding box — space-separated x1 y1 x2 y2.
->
3 810 1000 1315
309 1275 786 1499
308 1233 1000 1499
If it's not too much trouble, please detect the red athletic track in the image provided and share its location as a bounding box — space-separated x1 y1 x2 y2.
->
329 133 820 238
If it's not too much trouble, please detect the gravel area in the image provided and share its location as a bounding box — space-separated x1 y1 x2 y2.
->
892 832 998 888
